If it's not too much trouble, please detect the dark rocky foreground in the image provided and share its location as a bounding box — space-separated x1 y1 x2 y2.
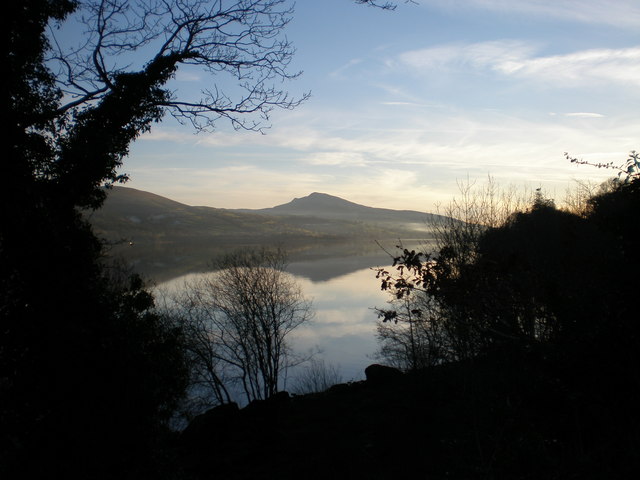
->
169 355 640 480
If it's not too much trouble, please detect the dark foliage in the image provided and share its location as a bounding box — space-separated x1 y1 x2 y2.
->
1 2 189 478
1 2 399 478
372 175 640 477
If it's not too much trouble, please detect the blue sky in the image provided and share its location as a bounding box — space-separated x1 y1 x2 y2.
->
119 0 639 211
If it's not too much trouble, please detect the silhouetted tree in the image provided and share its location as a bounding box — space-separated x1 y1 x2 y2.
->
376 167 638 362
1 0 307 477
1 1 399 476
376 293 453 370
292 358 343 394
373 169 640 477
375 178 534 364
173 248 313 407
566 150 640 183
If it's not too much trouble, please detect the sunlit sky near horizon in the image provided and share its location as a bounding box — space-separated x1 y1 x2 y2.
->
115 0 639 212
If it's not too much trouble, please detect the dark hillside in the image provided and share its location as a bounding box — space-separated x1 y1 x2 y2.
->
86 187 439 280
173 350 640 480
87 186 327 243
245 191 442 225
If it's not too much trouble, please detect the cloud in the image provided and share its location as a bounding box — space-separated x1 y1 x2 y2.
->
303 151 369 167
399 42 640 87
380 101 437 108
329 58 363 79
564 112 605 118
129 106 639 213
399 40 536 71
497 47 640 86
174 70 202 82
421 0 640 29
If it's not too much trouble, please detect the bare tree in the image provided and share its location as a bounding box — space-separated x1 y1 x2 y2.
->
376 294 453 370
375 178 534 366
47 0 309 133
430 176 533 273
173 248 313 406
292 358 343 394
46 0 412 135
355 0 417 10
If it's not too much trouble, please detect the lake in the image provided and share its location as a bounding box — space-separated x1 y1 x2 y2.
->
153 249 404 385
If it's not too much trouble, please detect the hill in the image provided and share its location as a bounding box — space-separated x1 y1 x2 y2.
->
87 187 330 244
239 191 441 230
86 187 438 280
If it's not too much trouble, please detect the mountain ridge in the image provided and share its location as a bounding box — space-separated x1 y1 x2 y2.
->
86 187 439 280
237 191 440 224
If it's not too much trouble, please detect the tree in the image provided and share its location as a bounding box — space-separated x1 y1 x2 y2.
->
375 293 453 370
292 358 343 394
371 169 640 477
1 1 394 476
1 0 303 476
38 0 313 211
173 248 313 407
376 161 639 365
375 178 534 366
566 150 640 183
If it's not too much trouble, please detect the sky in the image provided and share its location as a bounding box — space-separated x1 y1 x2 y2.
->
106 0 638 212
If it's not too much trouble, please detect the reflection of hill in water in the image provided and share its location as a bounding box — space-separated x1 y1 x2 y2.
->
288 250 390 283
106 238 431 284
286 240 428 282
89 186 437 283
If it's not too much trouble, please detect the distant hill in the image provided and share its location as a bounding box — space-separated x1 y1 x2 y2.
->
240 191 440 225
86 187 439 281
87 187 330 244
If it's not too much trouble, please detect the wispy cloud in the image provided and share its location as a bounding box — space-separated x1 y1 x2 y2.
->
399 40 535 71
564 112 605 118
497 47 640 86
421 0 640 29
400 42 640 87
329 58 363 79
131 107 639 211
303 151 369 167
380 101 438 108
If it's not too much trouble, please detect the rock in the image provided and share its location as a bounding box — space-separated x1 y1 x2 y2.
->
244 391 291 415
180 402 239 444
364 364 403 385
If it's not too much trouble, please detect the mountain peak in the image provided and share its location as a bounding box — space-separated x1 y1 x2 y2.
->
284 192 362 210
249 191 436 224
292 192 342 201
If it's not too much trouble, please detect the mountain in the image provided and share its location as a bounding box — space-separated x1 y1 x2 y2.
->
242 191 440 225
87 187 328 243
86 187 439 280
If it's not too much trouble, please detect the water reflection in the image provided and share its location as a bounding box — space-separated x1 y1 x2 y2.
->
155 264 392 383
289 267 390 381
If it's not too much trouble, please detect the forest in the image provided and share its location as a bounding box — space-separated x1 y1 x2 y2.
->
2 1 638 479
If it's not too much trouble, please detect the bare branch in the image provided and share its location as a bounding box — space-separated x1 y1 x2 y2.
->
169 248 313 406
47 0 307 131
565 150 640 182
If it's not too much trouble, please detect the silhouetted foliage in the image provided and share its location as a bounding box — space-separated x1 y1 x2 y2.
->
378 170 638 359
373 167 640 477
566 150 640 182
1 0 311 477
1 1 408 478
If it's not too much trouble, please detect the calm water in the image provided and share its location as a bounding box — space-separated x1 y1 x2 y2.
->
155 260 393 383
